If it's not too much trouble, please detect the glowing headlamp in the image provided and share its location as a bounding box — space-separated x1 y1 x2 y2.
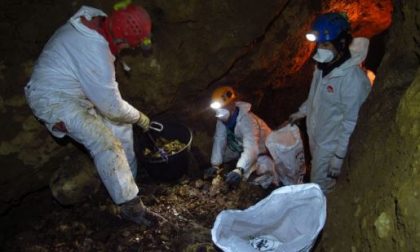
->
305 31 318 42
210 101 222 109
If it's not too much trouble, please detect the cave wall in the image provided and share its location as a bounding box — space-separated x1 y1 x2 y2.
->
319 0 420 251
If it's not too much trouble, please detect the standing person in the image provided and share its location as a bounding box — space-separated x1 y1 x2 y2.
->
24 3 163 226
205 86 277 188
289 13 371 193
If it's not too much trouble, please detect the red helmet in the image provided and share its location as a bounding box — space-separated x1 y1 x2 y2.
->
106 4 152 49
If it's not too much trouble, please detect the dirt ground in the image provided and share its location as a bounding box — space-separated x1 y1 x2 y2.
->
1 169 270 252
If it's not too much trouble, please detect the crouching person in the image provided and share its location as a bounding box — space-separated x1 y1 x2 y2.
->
204 86 278 189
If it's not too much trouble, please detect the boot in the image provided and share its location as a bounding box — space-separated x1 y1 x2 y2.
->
120 196 166 226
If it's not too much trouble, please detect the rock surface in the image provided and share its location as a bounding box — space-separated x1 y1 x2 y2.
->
49 152 100 206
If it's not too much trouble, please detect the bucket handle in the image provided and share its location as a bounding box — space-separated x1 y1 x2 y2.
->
149 121 164 132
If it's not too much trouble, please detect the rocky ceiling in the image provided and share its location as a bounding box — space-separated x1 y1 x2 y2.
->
1 0 419 251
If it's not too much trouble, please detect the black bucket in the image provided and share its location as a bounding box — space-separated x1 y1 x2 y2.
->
137 122 193 181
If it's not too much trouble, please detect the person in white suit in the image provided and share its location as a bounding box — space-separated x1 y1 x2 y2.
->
206 86 276 188
289 12 371 193
24 3 163 225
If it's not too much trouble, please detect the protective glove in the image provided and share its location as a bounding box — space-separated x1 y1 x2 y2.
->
225 168 243 187
328 155 344 178
288 111 306 126
203 165 219 179
136 112 150 132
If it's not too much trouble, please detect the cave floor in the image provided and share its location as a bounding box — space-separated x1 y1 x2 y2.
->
1 172 269 251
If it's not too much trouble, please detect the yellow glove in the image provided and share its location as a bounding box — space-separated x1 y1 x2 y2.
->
136 112 150 132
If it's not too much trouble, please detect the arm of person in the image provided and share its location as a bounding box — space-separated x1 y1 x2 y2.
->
210 120 227 167
297 68 320 116
236 114 259 175
294 68 320 117
76 44 141 124
335 69 371 158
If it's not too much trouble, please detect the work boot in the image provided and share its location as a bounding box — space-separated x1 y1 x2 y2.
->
120 196 166 227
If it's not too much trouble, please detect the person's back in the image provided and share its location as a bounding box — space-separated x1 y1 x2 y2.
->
26 6 116 137
231 101 272 157
29 6 110 95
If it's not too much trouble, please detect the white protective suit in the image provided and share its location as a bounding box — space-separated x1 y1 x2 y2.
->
298 37 371 193
211 102 275 185
24 6 141 204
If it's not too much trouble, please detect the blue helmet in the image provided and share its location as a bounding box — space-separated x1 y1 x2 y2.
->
306 12 350 42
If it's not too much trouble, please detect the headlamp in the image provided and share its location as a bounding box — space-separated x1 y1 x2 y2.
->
305 31 318 42
140 37 152 50
142 37 151 46
210 101 222 109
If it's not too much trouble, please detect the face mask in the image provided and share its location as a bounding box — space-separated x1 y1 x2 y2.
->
215 108 230 122
313 48 334 63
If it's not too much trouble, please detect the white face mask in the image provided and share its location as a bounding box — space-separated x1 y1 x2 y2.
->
313 48 335 63
215 108 230 122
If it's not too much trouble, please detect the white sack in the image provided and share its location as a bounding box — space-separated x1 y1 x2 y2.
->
211 183 326 252
266 124 306 186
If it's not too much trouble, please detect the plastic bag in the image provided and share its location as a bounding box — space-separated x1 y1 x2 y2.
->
265 124 306 186
211 184 327 252
250 155 278 189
